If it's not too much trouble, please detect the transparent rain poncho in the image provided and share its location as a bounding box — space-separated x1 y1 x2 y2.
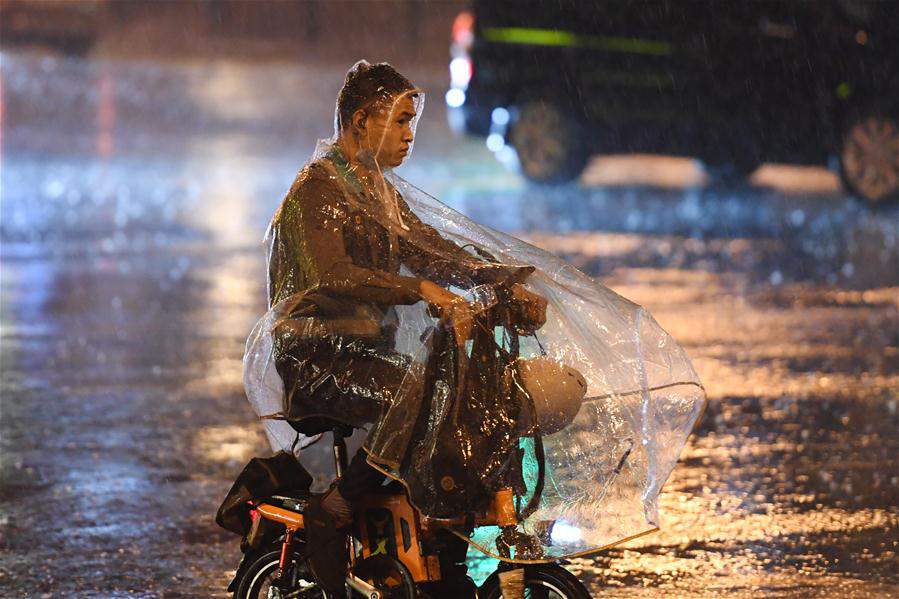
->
244 60 706 562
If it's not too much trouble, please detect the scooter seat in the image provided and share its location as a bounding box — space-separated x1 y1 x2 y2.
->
261 491 310 513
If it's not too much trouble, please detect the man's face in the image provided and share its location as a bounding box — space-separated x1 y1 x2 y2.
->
364 93 417 169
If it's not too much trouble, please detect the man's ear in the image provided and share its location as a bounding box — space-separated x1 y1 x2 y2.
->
352 109 367 132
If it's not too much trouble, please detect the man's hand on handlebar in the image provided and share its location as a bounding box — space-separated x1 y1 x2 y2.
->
419 279 547 345
419 280 473 348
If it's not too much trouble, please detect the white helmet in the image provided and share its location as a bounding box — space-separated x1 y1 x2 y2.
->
512 357 587 435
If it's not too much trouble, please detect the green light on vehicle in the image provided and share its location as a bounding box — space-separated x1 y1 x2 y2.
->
483 26 577 47
836 81 852 99
482 26 672 56
588 35 672 56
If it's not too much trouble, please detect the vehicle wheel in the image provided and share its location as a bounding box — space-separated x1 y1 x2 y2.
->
353 554 417 599
233 546 326 599
839 108 899 205
478 564 591 599
509 99 589 184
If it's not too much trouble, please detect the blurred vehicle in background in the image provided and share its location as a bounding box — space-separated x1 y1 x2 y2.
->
0 0 110 55
447 0 899 204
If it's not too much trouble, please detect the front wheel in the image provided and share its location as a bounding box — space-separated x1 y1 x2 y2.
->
839 107 899 205
478 564 591 599
233 546 326 599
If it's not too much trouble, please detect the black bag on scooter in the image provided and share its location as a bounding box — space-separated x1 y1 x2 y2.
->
215 451 313 536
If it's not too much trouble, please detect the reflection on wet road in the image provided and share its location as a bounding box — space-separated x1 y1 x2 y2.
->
1 52 897 597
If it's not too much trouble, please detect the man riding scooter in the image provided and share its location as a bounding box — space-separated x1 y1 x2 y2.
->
264 61 546 597
225 57 706 599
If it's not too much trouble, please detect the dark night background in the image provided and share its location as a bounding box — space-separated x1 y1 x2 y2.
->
1 1 896 597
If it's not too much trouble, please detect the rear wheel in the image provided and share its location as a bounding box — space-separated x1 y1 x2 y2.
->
233 546 325 599
478 564 591 599
839 107 899 205
509 99 589 184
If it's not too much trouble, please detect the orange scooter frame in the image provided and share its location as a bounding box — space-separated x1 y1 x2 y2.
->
251 484 519 586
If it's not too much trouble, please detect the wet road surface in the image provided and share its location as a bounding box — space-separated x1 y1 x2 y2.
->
1 51 897 597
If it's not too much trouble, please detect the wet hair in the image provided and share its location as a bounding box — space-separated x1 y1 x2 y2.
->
337 60 417 132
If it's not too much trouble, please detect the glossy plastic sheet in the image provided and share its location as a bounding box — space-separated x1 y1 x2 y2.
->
244 60 705 562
